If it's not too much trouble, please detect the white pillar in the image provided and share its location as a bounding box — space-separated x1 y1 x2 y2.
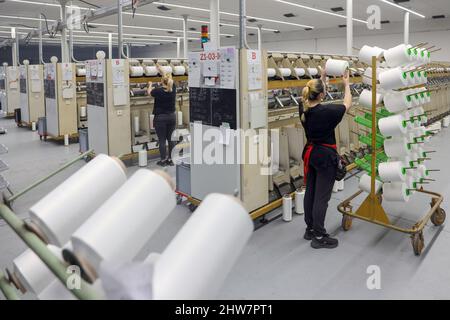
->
182 15 189 58
11 27 17 66
257 24 263 51
209 0 220 50
404 12 410 45
108 33 113 59
346 0 353 56
60 1 69 63
176 37 181 58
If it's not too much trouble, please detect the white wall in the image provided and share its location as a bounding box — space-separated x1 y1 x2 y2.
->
132 17 450 62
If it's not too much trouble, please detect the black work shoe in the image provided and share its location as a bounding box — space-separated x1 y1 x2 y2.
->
165 159 174 166
304 229 314 241
156 160 167 167
311 234 339 249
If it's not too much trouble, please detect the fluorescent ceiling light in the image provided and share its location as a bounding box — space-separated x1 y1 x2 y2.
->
0 30 27 35
4 0 250 35
126 11 274 32
275 0 368 24
0 15 234 37
6 0 61 7
186 18 279 32
152 1 314 29
0 25 197 41
379 0 426 18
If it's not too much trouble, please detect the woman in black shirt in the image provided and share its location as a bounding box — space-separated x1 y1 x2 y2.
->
300 68 352 249
147 72 177 166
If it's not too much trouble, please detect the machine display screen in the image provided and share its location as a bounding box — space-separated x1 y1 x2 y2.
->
189 87 237 129
189 87 212 125
86 82 105 108
44 79 56 99
20 78 27 94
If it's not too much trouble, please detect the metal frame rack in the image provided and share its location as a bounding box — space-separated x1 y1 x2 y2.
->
337 56 446 256
0 150 101 300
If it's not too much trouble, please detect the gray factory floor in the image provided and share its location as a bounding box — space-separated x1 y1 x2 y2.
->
1 117 450 300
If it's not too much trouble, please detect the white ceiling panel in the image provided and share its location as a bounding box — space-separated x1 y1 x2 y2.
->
0 0 449 44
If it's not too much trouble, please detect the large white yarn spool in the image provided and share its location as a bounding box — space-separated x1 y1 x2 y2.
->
379 161 406 182
384 44 411 67
359 89 383 108
417 164 428 178
384 137 410 158
279 68 292 77
358 174 383 194
13 245 63 294
153 193 253 300
378 114 407 137
38 280 76 300
70 169 176 272
362 67 381 85
294 189 305 215
172 66 186 76
134 115 140 136
398 156 412 168
267 68 276 78
379 67 408 91
307 68 318 76
412 126 426 140
144 66 158 77
383 91 410 113
138 150 148 167
177 111 183 126
29 154 127 246
294 67 306 77
382 182 410 202
76 68 86 77
149 114 155 130
443 116 450 128
159 66 173 75
358 45 384 65
282 194 293 222
129 66 144 77
80 106 87 118
325 59 349 77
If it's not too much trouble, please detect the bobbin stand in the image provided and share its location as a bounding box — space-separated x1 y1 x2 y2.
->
337 56 446 256
0 150 100 300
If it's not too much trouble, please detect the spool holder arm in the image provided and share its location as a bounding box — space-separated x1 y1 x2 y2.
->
0 204 101 300
4 149 94 207
0 269 19 300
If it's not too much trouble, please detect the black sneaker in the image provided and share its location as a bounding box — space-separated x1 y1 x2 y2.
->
304 229 314 241
165 159 174 166
311 234 339 249
156 160 167 167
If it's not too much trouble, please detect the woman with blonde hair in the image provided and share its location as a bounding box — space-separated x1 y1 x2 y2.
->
147 70 177 166
300 68 352 249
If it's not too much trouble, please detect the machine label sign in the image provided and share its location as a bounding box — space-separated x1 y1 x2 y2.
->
200 51 221 61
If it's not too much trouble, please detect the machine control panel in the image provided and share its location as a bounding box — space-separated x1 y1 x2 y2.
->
111 59 128 107
29 65 42 93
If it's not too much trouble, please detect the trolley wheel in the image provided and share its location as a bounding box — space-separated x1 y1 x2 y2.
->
411 232 425 256
176 194 183 205
188 203 197 212
342 214 353 231
431 208 446 226
377 194 383 205
84 154 94 163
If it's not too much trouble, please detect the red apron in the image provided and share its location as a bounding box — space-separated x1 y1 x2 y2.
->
303 143 337 185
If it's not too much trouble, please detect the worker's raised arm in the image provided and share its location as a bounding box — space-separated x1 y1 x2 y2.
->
147 81 154 96
342 70 352 111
